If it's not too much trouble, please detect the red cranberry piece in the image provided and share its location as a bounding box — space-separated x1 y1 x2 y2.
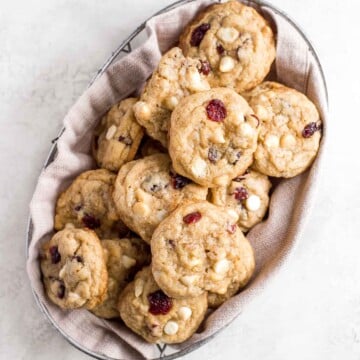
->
49 246 61 264
227 224 237 234
148 290 173 315
82 214 101 229
57 281 65 299
118 136 133 145
216 44 225 55
170 172 191 189
206 99 227 122
302 122 321 138
190 23 210 46
234 187 249 201
208 147 219 163
183 211 202 224
198 60 211 75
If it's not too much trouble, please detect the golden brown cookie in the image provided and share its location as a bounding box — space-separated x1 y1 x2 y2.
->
91 237 150 319
211 169 271 232
118 267 208 343
93 98 144 172
179 1 275 92
169 87 259 188
133 47 210 147
112 154 208 242
151 201 255 298
243 82 322 177
40 228 108 309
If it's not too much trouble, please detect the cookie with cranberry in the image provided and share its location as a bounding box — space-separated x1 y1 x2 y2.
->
40 228 108 309
92 97 144 172
133 47 210 147
91 237 150 319
118 267 207 343
112 154 208 243
151 201 255 298
243 82 322 177
169 87 259 188
54 169 124 238
211 169 271 232
179 1 275 92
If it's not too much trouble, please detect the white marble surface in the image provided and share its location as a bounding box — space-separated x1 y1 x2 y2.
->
0 0 359 359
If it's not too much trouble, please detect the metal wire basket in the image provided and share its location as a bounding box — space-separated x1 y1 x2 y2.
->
26 0 328 359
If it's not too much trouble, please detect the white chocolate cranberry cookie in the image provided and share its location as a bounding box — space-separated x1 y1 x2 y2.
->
179 1 275 92
169 87 259 188
118 267 208 343
244 82 322 178
133 47 210 147
211 169 271 232
112 154 208 243
93 98 144 172
54 169 124 238
91 237 150 319
40 228 108 309
151 201 255 298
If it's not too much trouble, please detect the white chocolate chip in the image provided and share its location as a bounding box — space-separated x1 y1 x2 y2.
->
187 256 202 267
264 134 279 148
213 175 229 186
216 27 239 43
191 158 207 178
135 188 151 202
186 68 210 92
235 112 244 124
68 292 85 306
226 209 239 222
134 278 144 297
132 202 150 217
210 127 226 144
105 125 117 140
280 134 296 148
165 96 179 110
122 255 136 269
219 56 235 72
246 195 261 211
178 307 192 321
180 275 199 286
59 265 66 279
164 321 179 335
214 259 230 274
240 122 254 137
133 101 151 120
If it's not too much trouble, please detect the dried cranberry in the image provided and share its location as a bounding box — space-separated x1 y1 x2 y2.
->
57 281 65 299
302 122 321 138
208 147 219 163
49 246 61 264
170 173 191 189
234 187 249 201
82 214 101 229
216 44 225 55
118 136 133 145
227 224 237 234
183 211 202 224
148 290 173 315
190 23 210 47
198 60 211 75
206 99 227 122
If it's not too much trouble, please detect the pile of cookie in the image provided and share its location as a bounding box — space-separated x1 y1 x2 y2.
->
40 1 322 344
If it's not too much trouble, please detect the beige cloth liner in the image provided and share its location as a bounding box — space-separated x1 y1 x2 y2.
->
26 0 328 359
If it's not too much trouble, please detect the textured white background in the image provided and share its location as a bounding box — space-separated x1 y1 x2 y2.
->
0 0 359 359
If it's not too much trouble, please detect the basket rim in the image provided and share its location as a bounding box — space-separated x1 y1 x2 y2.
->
25 1 329 359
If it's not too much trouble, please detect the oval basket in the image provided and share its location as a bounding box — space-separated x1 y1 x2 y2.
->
26 0 328 359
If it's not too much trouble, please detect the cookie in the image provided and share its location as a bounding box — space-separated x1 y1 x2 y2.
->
169 87 259 188
40 228 108 309
93 98 144 172
133 47 210 147
54 169 123 238
118 267 208 343
91 237 150 319
211 169 271 232
243 82 322 177
112 154 208 242
151 201 255 298
179 1 275 92
139 137 166 158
